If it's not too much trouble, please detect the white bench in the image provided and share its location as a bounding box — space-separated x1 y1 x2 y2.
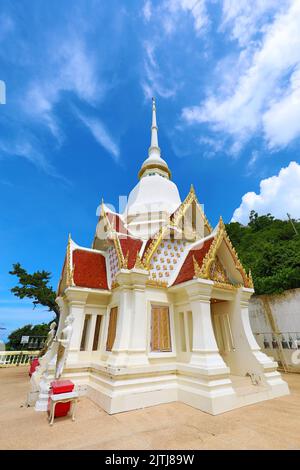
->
48 391 79 426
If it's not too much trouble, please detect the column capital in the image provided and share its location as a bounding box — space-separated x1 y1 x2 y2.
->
64 288 88 306
185 279 213 301
116 269 148 288
239 287 253 305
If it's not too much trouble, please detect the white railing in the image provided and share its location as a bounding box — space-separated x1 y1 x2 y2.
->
0 350 40 367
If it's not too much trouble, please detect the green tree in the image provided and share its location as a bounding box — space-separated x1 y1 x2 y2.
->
6 323 50 350
9 263 60 322
226 212 300 295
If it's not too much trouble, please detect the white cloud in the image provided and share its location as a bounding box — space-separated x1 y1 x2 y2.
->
76 111 120 162
232 161 300 224
182 0 300 152
142 41 178 99
263 67 300 148
162 0 209 35
24 36 99 138
143 0 152 21
0 139 53 174
220 0 288 46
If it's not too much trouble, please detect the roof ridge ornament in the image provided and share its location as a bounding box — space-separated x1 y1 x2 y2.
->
134 253 147 270
193 255 202 278
122 250 129 269
66 233 75 287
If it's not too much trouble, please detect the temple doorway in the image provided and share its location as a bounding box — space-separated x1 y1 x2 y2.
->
211 299 237 374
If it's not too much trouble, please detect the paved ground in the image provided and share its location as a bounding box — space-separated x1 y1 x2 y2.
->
1 367 300 450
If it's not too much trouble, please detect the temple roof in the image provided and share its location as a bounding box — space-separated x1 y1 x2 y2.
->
73 249 108 290
173 237 214 286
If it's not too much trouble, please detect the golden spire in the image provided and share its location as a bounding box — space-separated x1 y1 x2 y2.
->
138 98 171 180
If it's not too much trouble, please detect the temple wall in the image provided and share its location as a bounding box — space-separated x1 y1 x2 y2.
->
249 288 300 371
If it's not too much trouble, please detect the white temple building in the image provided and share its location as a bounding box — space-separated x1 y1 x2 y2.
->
33 99 289 415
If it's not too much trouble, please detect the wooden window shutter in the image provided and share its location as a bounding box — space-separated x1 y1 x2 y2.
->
151 306 171 352
92 315 102 351
106 307 118 351
151 307 160 351
160 307 171 351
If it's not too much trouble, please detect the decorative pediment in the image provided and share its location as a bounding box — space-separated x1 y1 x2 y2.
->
194 217 253 288
209 257 230 284
171 185 212 237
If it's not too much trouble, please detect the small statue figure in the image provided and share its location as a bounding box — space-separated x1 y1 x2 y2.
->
54 314 74 380
39 321 57 357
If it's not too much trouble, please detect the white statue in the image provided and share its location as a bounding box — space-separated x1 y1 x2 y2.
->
38 321 57 361
55 314 74 379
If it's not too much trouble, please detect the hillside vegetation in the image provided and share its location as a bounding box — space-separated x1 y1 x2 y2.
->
226 211 300 295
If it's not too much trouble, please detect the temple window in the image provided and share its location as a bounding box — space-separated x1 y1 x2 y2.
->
80 314 91 351
106 307 118 351
151 305 172 352
92 315 102 351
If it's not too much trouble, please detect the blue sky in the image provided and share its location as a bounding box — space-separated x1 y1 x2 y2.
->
1 0 300 340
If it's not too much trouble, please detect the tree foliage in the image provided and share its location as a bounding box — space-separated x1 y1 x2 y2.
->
9 263 60 321
226 211 300 295
6 323 51 350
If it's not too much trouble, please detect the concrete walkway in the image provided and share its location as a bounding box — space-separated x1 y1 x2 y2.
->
1 367 300 450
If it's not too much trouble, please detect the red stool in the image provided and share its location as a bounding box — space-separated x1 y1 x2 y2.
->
48 380 74 418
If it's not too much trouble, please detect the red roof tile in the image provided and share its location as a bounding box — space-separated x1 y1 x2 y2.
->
173 237 214 286
73 249 108 290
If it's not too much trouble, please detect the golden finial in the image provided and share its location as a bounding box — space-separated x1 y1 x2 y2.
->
134 253 146 270
193 255 202 278
123 250 129 269
219 216 225 230
248 269 254 288
190 184 195 194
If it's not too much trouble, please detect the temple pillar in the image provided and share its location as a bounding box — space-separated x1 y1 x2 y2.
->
127 274 149 365
107 269 149 367
186 281 229 374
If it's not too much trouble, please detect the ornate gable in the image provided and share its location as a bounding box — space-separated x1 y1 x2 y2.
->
194 217 253 288
171 185 212 237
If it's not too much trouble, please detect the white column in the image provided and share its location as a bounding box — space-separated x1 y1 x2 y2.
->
107 273 132 366
127 278 149 365
186 281 228 373
107 269 149 366
65 289 88 363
